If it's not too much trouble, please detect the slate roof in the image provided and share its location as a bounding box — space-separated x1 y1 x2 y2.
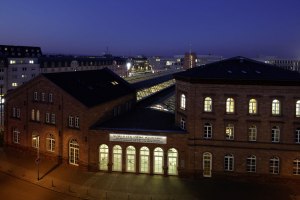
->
0 45 42 58
174 56 300 85
43 68 135 107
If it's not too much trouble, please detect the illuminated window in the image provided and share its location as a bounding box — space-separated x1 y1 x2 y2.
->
99 144 109 170
126 146 136 172
112 145 122 171
32 134 39 148
180 118 186 130
204 97 212 112
69 139 79 166
12 82 18 87
225 124 234 140
168 148 178 175
10 60 16 64
293 159 300 175
269 157 279 174
224 154 234 171
140 146 150 173
246 155 256 172
295 128 300 143
13 128 20 144
203 152 212 177
46 134 55 152
272 99 280 115
249 99 257 114
271 126 280 143
180 94 186 110
204 123 212 139
248 125 257 141
296 100 300 117
226 98 234 113
154 147 164 174
29 60 34 64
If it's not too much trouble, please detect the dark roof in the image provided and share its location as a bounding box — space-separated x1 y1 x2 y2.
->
131 74 174 90
174 56 300 86
0 45 42 58
43 68 135 107
92 86 183 133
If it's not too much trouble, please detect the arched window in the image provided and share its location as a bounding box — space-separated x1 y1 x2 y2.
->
295 128 300 144
168 148 178 175
154 147 164 174
204 97 212 112
204 123 212 139
69 139 79 166
112 145 122 171
249 99 257 114
296 100 300 117
246 155 256 172
293 159 300 175
272 99 280 115
180 94 186 110
203 152 212 177
225 124 234 140
99 144 109 170
13 128 20 144
126 146 136 172
224 154 234 171
271 126 280 143
46 134 55 152
140 146 150 173
269 156 280 174
226 98 234 113
248 125 257 141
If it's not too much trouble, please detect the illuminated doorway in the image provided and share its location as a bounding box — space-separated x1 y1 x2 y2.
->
112 145 122 171
154 147 164 174
140 146 150 173
168 148 178 175
126 146 136 172
69 139 79 166
203 152 212 177
99 144 109 170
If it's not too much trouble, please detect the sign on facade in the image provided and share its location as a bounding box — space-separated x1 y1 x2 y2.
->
109 133 167 144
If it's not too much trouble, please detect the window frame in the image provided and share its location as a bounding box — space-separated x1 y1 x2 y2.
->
225 124 234 140
204 97 212 112
272 99 281 116
248 125 257 141
249 99 257 114
246 155 256 173
271 126 280 143
180 94 186 110
226 98 235 114
224 154 234 171
204 122 212 139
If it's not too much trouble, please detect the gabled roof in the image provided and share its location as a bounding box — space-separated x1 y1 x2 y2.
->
174 56 300 86
43 68 135 107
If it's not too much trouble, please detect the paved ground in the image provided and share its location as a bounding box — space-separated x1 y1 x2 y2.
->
0 147 299 200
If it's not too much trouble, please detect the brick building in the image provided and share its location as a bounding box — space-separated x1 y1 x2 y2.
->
4 57 300 179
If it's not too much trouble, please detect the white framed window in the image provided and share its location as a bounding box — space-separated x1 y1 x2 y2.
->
168 148 178 175
293 159 300 175
75 116 79 128
34 92 38 101
69 116 74 127
49 93 53 102
248 125 257 141
204 97 212 112
31 109 35 121
249 99 257 114
45 113 50 123
224 154 234 171
180 94 186 110
13 128 20 144
41 92 45 102
32 134 39 148
226 98 234 113
269 156 279 174
69 139 79 166
46 134 55 152
154 147 164 174
112 145 122 172
99 144 109 171
296 100 300 117
272 99 280 115
140 146 150 174
271 126 280 143
126 146 136 172
51 113 56 124
295 128 300 144
246 155 256 173
203 152 212 177
204 123 212 139
180 118 186 130
225 124 234 140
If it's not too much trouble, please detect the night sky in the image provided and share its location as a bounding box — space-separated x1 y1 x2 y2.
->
1 0 300 58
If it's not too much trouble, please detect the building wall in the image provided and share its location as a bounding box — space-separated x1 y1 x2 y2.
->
176 80 300 178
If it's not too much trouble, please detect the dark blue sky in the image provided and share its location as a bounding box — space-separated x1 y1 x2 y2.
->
1 0 300 58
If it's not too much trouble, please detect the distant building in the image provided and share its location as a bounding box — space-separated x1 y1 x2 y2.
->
183 52 197 69
254 56 300 73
